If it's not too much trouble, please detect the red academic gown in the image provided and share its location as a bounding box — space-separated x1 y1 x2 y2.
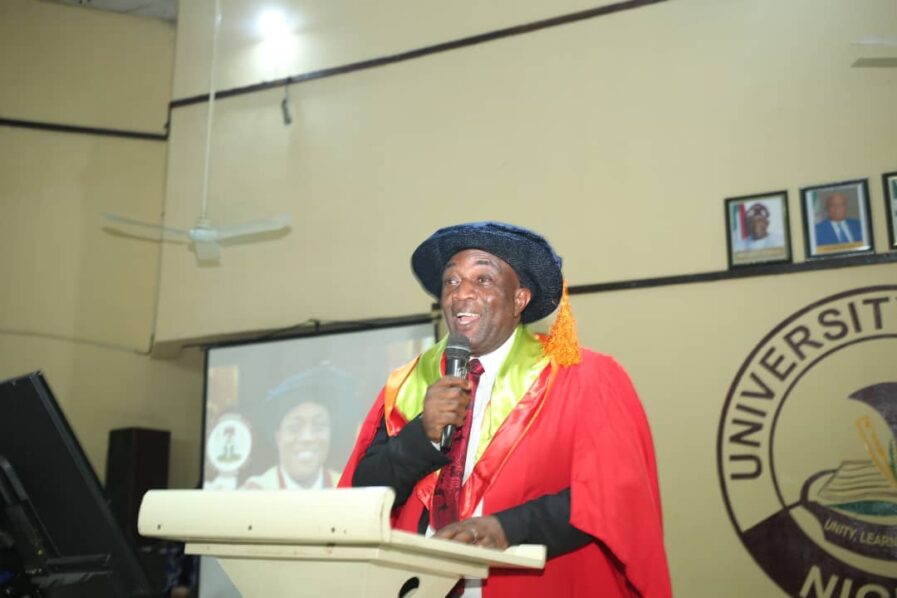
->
340 349 671 597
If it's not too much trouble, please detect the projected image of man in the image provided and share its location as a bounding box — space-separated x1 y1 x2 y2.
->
242 367 355 490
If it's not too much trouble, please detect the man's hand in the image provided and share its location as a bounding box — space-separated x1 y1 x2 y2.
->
434 516 509 550
421 377 472 443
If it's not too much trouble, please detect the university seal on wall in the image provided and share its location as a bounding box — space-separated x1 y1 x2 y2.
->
718 286 897 597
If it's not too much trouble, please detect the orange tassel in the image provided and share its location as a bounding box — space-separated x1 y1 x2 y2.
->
542 280 581 366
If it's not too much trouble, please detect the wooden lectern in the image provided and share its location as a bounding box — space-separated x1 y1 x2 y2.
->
138 487 545 597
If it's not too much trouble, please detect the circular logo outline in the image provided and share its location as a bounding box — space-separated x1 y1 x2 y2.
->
717 285 897 595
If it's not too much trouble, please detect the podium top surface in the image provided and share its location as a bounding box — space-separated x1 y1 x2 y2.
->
139 487 393 544
139 487 546 570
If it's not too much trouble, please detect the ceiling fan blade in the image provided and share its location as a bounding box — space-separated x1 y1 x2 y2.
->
852 57 897 68
215 214 292 240
103 212 191 237
194 240 221 261
851 36 897 47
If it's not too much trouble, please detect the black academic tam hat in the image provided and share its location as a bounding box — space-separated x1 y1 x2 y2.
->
264 366 356 431
411 221 563 324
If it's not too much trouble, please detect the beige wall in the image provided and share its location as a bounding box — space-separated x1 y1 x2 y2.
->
157 0 897 595
157 0 897 344
0 0 203 488
2 0 895 594
172 0 625 99
572 264 897 595
0 0 171 132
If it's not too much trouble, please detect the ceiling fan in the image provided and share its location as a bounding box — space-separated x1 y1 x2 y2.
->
104 0 291 263
851 36 897 68
103 213 291 261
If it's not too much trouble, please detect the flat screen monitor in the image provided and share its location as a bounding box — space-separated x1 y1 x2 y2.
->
0 372 152 597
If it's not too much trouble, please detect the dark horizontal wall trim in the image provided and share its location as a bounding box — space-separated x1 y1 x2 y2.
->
170 0 666 109
0 117 167 141
200 312 438 351
568 253 897 295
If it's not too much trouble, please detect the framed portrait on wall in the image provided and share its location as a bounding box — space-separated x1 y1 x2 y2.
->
801 179 873 259
725 191 791 267
883 171 897 249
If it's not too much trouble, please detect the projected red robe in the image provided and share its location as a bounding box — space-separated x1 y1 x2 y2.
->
340 348 671 597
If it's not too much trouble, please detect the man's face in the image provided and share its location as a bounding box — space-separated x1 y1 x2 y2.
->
440 249 532 356
275 401 331 485
826 194 848 222
749 216 769 240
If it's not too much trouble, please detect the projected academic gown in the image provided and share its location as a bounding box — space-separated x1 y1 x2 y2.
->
241 465 340 490
340 328 671 597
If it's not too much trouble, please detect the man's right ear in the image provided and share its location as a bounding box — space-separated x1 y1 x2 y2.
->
514 287 533 318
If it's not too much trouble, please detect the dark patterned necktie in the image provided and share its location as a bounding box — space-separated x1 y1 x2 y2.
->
430 358 485 531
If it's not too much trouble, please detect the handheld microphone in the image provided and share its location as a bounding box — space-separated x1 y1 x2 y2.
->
441 333 471 450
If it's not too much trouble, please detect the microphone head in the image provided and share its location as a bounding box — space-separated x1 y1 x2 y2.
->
445 333 471 361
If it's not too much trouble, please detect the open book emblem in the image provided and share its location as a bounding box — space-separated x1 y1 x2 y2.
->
802 383 897 560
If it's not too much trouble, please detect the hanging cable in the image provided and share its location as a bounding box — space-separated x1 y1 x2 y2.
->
281 82 292 126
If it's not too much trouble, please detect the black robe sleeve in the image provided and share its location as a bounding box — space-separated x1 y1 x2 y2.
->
352 415 449 506
493 489 594 558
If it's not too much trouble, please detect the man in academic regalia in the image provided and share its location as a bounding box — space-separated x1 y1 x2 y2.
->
339 222 672 597
243 367 355 490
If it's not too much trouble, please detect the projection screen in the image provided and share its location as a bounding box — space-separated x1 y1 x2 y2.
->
198 319 436 597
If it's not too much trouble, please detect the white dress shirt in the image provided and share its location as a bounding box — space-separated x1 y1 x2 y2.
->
426 329 519 597
735 231 784 251
830 220 854 243
435 329 519 597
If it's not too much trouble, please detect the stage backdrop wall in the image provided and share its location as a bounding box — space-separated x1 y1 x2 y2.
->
154 0 897 595
0 0 204 488
155 0 897 345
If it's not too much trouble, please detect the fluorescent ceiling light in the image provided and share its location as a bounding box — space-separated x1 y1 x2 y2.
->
258 9 290 40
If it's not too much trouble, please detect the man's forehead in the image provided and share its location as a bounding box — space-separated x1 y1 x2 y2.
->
282 401 329 419
410 221 563 323
444 248 509 269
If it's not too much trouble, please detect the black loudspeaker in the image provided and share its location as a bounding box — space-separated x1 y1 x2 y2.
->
105 427 170 547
